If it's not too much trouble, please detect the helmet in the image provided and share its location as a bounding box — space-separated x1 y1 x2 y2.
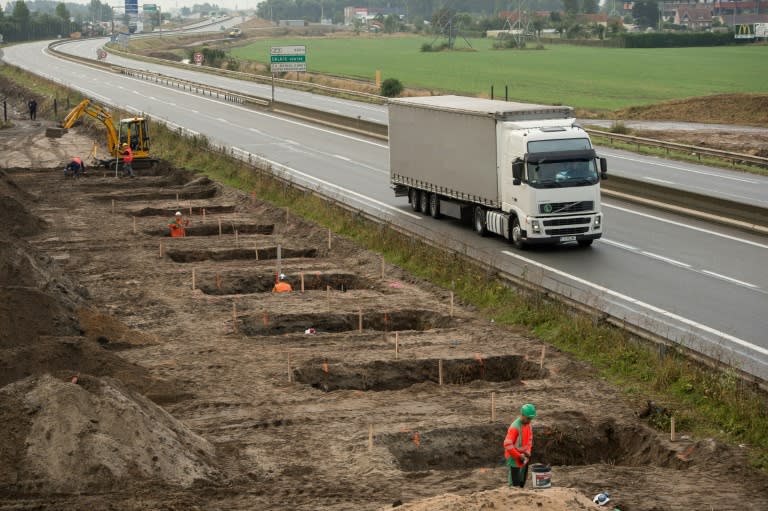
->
175 211 182 216
279 273 287 281
121 142 128 147
593 492 611 506
521 403 536 418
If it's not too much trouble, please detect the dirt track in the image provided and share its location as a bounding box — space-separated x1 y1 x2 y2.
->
2 119 768 510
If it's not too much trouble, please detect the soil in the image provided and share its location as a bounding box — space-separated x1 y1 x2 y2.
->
2 81 768 509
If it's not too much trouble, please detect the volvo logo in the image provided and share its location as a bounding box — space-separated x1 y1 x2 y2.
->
542 203 553 213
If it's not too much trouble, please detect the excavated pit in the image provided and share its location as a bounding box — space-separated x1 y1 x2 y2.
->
166 247 317 263
381 419 685 472
95 186 218 202
200 271 371 295
239 309 451 336
146 223 274 237
131 205 237 217
293 355 546 392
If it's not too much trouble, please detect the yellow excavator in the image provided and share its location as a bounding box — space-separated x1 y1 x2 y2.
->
61 99 155 168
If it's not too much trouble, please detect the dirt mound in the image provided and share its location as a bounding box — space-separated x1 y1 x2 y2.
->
615 93 768 127
384 486 596 510
0 374 219 493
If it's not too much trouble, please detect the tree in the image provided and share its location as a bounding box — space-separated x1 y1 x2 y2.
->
583 0 600 14
12 1 31 23
632 0 659 29
384 14 397 33
562 0 579 16
55 3 70 22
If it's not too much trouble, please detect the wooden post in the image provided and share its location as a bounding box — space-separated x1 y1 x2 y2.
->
189 206 193 217
132 216 136 234
300 272 305 293
159 241 164 258
395 331 399 359
450 292 454 318
327 228 332 250
218 218 222 238
277 245 282 277
111 199 115 214
232 301 237 324
491 392 496 422
235 229 239 246
175 193 179 205
191 269 196 290
368 424 374 451
670 416 676 442
287 352 292 383
358 309 363 332
215 272 221 290
380 257 385 280
539 345 547 369
326 285 330 311
438 359 443 386
202 208 206 223
254 248 259 261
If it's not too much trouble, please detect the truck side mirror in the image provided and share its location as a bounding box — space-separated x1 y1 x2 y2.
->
512 161 523 186
600 157 608 180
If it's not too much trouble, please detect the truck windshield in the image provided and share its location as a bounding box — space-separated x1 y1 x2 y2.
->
527 159 599 188
528 138 592 153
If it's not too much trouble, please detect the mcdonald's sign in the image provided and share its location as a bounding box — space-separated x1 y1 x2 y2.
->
734 23 755 39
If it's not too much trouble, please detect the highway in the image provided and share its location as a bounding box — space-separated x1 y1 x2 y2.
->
2 39 766 380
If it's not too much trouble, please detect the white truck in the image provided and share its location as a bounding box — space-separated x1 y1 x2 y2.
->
389 95 607 248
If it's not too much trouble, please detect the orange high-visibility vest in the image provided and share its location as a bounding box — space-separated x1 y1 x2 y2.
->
273 281 292 293
503 418 533 468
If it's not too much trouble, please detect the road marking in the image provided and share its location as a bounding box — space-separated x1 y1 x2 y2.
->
701 270 758 289
603 202 768 249
605 152 761 183
599 239 638 251
640 250 691 268
216 118 229 123
501 250 768 358
334 154 351 161
645 177 675 185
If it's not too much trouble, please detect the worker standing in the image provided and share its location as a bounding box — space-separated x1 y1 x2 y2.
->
273 274 293 293
120 142 135 178
28 98 37 120
168 211 189 237
503 403 536 488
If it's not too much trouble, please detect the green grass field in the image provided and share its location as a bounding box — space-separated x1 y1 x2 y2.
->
230 36 768 110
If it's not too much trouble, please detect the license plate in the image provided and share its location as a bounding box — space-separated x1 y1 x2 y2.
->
559 236 577 242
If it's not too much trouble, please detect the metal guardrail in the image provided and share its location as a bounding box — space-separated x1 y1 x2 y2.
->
586 128 768 169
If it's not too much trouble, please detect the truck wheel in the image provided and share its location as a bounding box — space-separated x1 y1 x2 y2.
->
578 239 593 247
409 189 420 212
511 217 526 249
419 191 430 214
473 206 487 236
429 193 441 218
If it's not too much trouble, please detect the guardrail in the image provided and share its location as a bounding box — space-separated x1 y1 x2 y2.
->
586 128 768 170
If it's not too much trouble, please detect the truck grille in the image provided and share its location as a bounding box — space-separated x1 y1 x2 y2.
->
546 226 590 235
543 217 590 227
539 201 594 214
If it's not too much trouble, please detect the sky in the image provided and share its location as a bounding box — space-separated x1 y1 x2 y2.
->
66 1 260 13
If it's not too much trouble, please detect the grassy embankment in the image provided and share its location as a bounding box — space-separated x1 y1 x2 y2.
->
2 62 767 470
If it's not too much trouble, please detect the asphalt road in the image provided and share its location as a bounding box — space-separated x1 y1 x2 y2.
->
2 40 766 380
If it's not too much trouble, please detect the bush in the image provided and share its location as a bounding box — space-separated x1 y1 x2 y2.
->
420 42 433 52
620 31 740 48
380 78 404 97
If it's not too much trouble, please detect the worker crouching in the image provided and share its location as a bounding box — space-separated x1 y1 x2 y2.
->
273 273 293 293
504 403 536 488
168 211 190 237
64 156 85 177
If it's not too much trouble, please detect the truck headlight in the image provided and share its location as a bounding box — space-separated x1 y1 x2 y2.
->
593 215 602 228
530 219 540 232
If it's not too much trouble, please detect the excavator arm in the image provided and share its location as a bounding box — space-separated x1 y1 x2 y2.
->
61 99 120 156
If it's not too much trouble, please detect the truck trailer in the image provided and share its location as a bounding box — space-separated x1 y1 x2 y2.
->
389 95 607 248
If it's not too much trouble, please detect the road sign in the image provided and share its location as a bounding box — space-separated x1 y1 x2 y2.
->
143 4 157 12
270 45 306 73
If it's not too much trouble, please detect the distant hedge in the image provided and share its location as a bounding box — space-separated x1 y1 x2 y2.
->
619 31 739 48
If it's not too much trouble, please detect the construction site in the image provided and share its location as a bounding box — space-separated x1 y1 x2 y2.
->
1 96 768 510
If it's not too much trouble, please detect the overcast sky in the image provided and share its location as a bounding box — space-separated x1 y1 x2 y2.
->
68 1 259 13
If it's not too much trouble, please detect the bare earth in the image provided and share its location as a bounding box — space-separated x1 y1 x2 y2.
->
1 117 768 508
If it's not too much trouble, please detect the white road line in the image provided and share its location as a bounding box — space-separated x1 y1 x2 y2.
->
606 152 760 183
334 155 351 161
640 250 691 268
645 177 675 185
701 270 759 289
599 239 638 251
501 250 768 358
603 202 768 249
216 118 229 123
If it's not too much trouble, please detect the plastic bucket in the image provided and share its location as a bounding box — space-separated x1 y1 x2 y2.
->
530 463 552 489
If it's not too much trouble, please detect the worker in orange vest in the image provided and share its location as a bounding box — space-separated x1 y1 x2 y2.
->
168 211 189 237
64 156 85 177
273 273 293 293
120 142 135 178
503 403 536 488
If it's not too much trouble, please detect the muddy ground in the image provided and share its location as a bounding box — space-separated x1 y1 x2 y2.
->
1 114 768 510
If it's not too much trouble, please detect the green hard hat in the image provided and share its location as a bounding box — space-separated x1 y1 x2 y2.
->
521 403 537 418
